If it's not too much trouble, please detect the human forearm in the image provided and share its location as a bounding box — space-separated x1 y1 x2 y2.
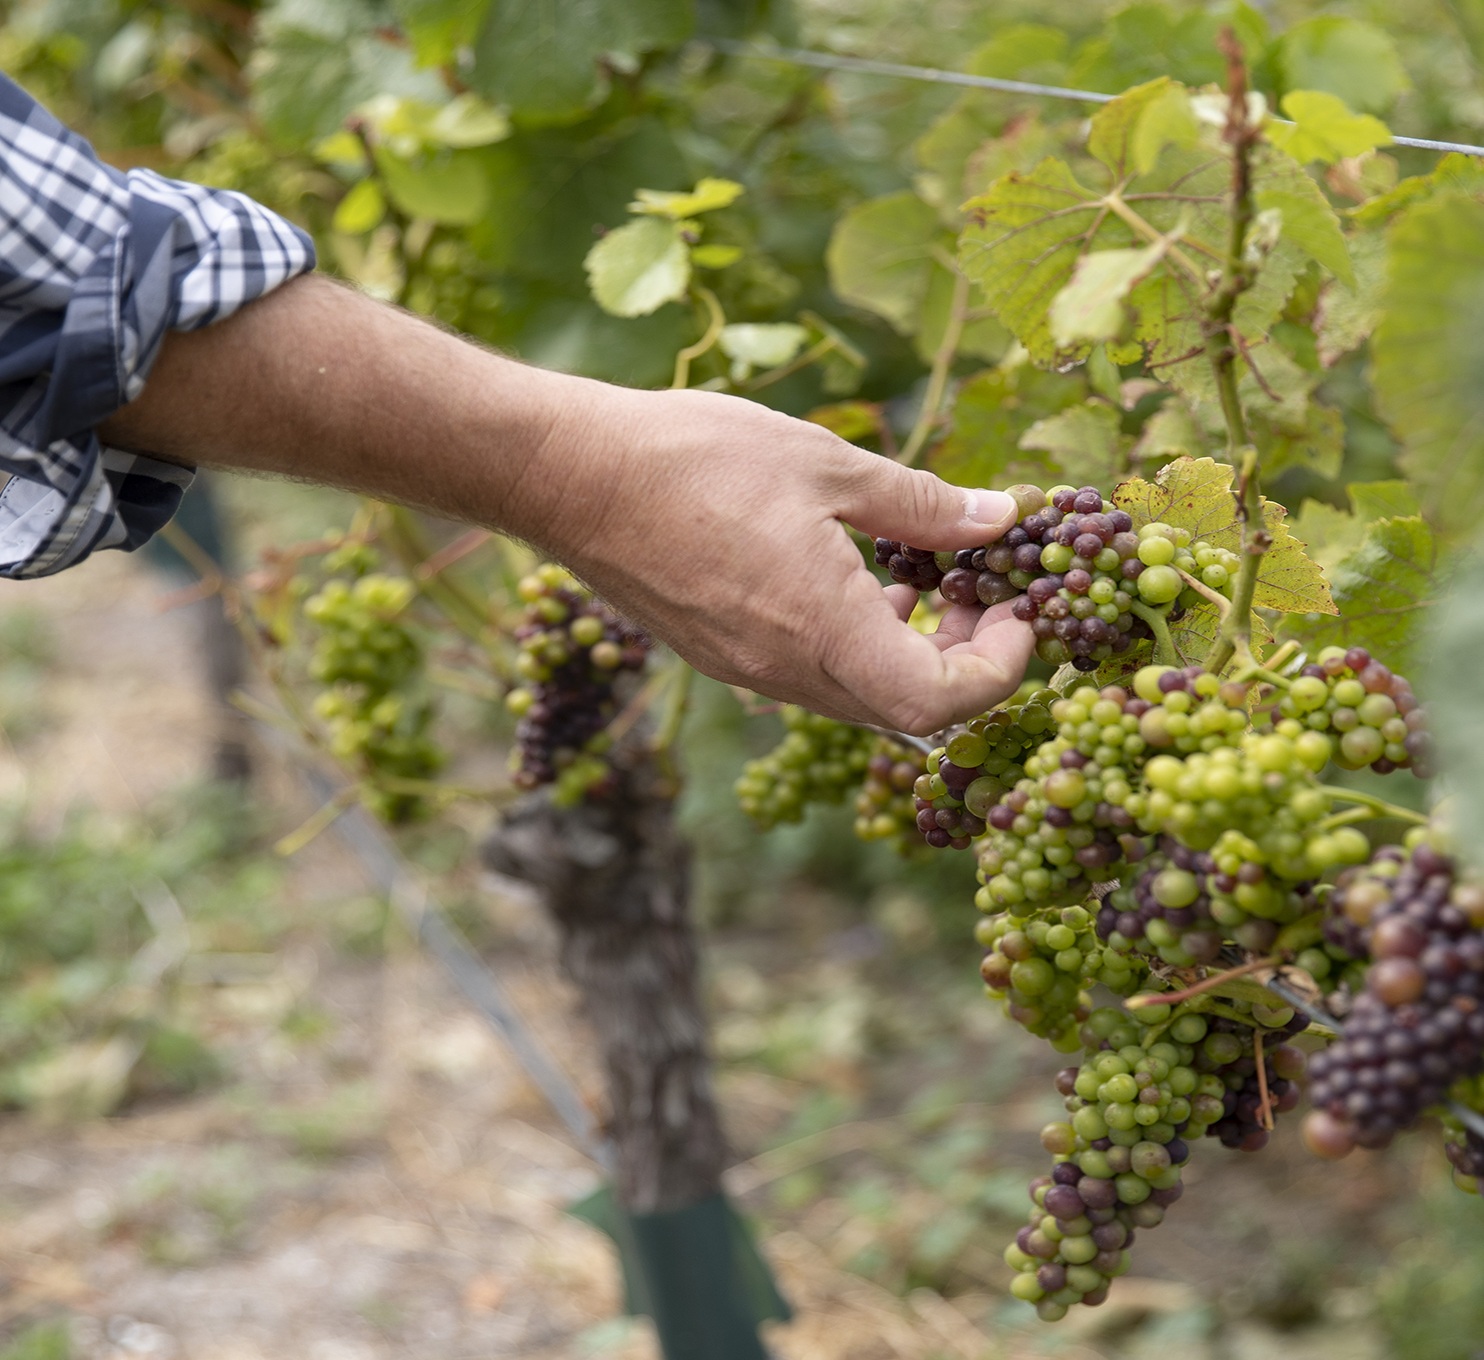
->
99 273 592 545
101 273 1035 733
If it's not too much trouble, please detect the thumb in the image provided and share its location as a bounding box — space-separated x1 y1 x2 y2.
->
833 455 1020 550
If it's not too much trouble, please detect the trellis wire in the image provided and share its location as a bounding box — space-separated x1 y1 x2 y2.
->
703 38 1484 159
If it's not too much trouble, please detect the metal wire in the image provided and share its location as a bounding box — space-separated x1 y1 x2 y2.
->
704 38 1484 159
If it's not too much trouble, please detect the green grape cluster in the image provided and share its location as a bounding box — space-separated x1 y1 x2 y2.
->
853 737 929 856
974 666 1369 919
1261 645 1432 776
1006 1002 1305 1320
505 564 649 806
914 692 1058 850
975 904 1146 1050
735 708 877 829
302 565 442 822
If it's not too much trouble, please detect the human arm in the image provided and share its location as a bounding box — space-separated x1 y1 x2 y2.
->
99 273 1034 733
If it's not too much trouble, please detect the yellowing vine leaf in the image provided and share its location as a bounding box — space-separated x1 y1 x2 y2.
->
1112 456 1336 616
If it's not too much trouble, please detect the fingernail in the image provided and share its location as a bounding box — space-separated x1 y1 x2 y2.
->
964 488 1017 527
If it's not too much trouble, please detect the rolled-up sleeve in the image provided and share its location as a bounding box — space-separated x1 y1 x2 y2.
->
0 72 315 578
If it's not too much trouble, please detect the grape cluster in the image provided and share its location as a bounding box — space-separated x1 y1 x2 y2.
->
874 484 1241 673
914 693 1056 850
505 565 649 805
1304 844 1484 1155
1006 1001 1303 1320
735 708 878 829
976 905 1144 1049
302 566 442 822
1262 645 1432 776
853 737 929 855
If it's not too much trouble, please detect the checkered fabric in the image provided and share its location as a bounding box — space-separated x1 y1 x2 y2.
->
0 72 315 578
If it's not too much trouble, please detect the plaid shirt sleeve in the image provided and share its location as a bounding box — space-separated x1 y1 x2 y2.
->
0 73 316 579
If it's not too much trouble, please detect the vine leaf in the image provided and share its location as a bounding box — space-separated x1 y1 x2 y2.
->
1351 151 1484 228
1285 515 1439 675
1291 480 1418 574
1315 230 1385 365
958 157 1103 363
1132 398 1206 463
631 178 743 219
584 217 689 317
1112 457 1336 616
1267 90 1392 165
470 0 692 119
1049 241 1170 346
959 79 1323 380
1019 400 1126 486
1273 16 1409 116
717 323 809 382
929 362 1087 488
827 191 944 336
1253 144 1353 286
1371 192 1484 533
1249 401 1345 481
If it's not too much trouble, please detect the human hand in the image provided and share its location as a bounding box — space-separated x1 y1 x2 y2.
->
512 384 1036 735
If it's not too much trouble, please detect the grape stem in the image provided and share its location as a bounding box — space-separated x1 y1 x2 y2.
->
672 285 727 390
899 267 971 467
864 724 936 757
1128 600 1181 665
1203 32 1267 678
1125 955 1281 1008
1316 786 1429 826
1253 1029 1275 1132
1174 567 1230 616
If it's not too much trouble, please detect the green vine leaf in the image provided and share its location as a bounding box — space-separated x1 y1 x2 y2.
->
1273 15 1409 116
1291 480 1419 575
1132 398 1205 464
958 157 1102 362
929 362 1087 488
1049 242 1170 346
1249 401 1345 481
1351 152 1484 228
1284 515 1439 675
1019 400 1126 486
584 217 689 317
1112 456 1336 616
469 0 692 120
1371 192 1484 534
827 192 944 335
1253 143 1353 287
1267 90 1392 165
1315 230 1385 366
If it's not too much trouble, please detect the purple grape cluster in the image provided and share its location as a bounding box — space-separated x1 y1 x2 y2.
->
874 484 1158 673
1305 845 1484 1154
506 565 649 800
